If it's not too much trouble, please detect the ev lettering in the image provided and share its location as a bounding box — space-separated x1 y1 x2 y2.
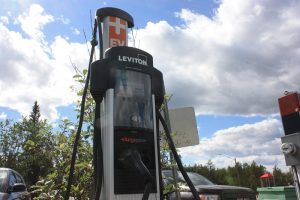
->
108 16 127 48
110 38 126 47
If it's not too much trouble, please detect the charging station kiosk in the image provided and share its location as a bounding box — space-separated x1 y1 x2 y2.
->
62 6 201 200
91 46 164 200
90 7 164 200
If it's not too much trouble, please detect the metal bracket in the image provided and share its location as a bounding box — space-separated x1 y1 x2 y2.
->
281 132 300 166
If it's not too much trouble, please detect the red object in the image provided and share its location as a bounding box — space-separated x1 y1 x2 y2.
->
278 92 300 116
260 173 273 179
108 16 127 48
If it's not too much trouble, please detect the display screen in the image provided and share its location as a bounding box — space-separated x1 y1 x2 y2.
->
114 69 153 130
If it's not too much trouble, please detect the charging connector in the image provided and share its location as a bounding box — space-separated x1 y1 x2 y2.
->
118 148 153 200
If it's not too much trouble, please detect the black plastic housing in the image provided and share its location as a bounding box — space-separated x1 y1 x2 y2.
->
96 7 134 28
90 46 164 107
90 46 164 195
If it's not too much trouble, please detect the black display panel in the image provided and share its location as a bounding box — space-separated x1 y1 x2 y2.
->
113 69 156 194
114 69 153 130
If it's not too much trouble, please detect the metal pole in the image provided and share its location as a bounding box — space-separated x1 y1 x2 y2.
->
234 158 241 186
219 154 241 186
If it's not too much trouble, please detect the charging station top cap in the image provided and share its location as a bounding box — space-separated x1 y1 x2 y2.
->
96 7 134 28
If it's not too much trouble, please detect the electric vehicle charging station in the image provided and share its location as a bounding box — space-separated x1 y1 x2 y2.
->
90 7 164 200
279 91 300 199
65 6 281 200
62 7 199 200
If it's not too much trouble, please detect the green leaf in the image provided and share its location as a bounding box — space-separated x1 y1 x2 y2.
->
83 69 88 75
59 143 65 149
26 139 35 146
73 74 82 79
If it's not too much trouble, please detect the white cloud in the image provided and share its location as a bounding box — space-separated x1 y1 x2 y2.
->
15 4 54 41
58 15 70 25
134 0 300 116
0 16 9 25
180 118 288 171
0 4 89 121
71 27 80 35
0 112 7 120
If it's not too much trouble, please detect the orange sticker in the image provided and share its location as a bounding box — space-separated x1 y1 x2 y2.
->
108 16 127 47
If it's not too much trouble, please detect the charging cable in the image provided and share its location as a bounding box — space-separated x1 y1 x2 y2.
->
158 111 199 200
64 19 98 200
119 148 153 200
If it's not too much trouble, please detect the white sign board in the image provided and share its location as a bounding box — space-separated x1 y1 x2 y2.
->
160 107 199 148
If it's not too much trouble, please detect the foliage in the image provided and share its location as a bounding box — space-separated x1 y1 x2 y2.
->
22 102 54 186
273 165 293 186
31 119 93 199
185 161 293 192
160 133 179 197
0 102 54 186
31 67 94 200
0 119 23 169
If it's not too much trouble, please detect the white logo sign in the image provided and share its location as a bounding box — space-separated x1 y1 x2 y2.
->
118 55 148 66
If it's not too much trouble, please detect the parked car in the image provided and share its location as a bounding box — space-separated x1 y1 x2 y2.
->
0 168 31 200
162 170 256 200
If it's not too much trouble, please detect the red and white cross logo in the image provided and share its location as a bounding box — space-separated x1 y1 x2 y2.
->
109 17 127 35
108 16 127 47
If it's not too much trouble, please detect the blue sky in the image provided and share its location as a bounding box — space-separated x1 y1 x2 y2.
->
1 0 300 171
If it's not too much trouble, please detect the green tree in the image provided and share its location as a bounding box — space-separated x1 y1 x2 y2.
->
247 161 266 190
0 119 24 169
20 101 54 186
31 118 93 199
212 168 227 185
31 69 94 199
30 101 41 125
186 163 228 185
185 160 268 191
0 102 55 187
273 165 293 186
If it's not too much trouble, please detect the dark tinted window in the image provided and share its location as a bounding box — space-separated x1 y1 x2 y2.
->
180 172 214 185
162 170 179 185
8 172 17 187
162 170 214 186
15 173 24 184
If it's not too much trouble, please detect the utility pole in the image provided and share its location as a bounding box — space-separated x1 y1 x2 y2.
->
219 154 241 186
233 157 241 186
